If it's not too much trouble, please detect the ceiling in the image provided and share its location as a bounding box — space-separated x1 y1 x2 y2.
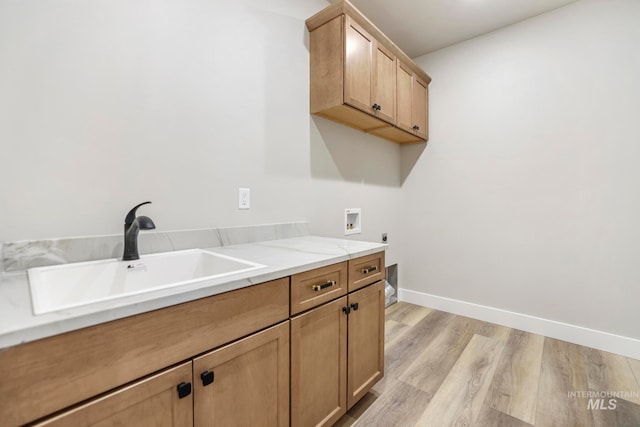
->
347 0 580 57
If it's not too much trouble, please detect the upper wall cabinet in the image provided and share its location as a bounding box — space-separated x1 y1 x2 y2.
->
306 0 431 144
344 16 397 125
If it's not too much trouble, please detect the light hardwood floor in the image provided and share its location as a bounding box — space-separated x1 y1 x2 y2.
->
335 302 640 427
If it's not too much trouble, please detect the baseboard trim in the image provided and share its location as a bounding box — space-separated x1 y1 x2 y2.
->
398 288 640 360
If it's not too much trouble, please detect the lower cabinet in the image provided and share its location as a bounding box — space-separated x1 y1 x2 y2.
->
0 278 290 427
291 280 385 427
193 322 290 427
35 322 290 427
291 297 348 427
34 362 194 426
5 253 385 427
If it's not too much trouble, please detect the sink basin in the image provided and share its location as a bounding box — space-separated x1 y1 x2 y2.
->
28 249 266 315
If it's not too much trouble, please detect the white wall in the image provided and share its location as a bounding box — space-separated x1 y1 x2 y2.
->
0 0 403 264
404 0 640 340
6 0 636 350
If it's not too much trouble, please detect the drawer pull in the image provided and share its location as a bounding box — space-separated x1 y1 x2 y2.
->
312 280 336 292
361 265 378 275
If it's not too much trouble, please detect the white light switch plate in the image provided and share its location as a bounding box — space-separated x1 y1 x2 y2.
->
239 188 250 209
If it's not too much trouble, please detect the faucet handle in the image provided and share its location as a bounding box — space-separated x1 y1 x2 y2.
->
125 201 152 225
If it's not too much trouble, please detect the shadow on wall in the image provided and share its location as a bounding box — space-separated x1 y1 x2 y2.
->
310 116 402 187
311 116 427 187
400 141 427 185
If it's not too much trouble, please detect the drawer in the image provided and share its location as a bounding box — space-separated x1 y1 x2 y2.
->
291 262 348 315
348 251 385 292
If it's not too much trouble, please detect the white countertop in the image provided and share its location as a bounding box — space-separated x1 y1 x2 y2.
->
0 236 386 349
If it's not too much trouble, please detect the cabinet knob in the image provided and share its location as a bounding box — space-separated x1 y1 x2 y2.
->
350 302 359 311
342 306 351 315
201 370 215 386
372 103 379 111
413 125 420 131
177 382 192 399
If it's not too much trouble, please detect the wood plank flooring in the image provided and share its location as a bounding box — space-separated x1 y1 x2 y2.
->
335 302 640 427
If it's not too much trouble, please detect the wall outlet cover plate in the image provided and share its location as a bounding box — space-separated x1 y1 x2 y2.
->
239 188 250 209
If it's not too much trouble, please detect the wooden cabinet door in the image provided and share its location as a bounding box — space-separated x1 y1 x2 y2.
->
396 60 414 134
344 16 373 114
34 362 193 426
291 297 348 427
347 281 385 409
397 60 429 140
412 76 429 140
193 322 289 427
372 42 396 124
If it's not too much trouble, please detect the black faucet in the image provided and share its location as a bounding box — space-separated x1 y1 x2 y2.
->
123 201 156 261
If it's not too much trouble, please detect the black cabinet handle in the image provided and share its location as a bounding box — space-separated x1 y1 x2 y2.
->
361 265 378 274
350 302 359 311
372 103 380 111
312 280 336 292
201 370 215 386
342 306 351 315
177 382 192 399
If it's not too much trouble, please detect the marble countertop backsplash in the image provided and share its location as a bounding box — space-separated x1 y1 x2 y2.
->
0 222 386 349
1 221 310 273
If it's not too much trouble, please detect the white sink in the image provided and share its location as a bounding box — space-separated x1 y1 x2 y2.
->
28 249 266 315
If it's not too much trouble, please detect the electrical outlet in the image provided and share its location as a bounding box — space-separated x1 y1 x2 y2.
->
238 188 250 209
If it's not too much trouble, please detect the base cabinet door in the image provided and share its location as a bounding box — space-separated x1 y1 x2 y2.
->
193 322 290 427
34 362 193 427
291 297 348 427
347 280 385 408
